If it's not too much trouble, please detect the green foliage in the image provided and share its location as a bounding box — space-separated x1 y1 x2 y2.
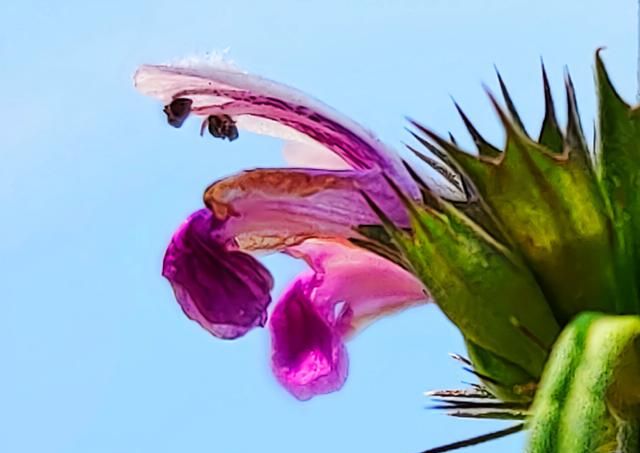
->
597 52 640 315
364 52 640 451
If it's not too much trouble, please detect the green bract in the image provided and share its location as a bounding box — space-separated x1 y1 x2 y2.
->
360 52 640 452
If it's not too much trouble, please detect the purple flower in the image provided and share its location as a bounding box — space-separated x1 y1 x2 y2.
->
135 59 429 399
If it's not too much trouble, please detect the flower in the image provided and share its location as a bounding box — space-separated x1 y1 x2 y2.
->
134 59 428 400
138 51 640 452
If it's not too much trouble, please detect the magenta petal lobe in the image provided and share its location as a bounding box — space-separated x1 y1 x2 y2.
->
163 209 274 339
270 276 348 400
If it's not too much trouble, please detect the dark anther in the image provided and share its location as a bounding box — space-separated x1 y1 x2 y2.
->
163 98 193 128
206 114 239 141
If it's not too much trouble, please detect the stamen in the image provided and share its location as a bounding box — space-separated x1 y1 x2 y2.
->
163 98 192 128
202 114 239 141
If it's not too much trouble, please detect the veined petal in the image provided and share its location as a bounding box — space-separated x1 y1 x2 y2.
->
163 169 408 343
162 209 273 339
288 239 428 335
134 62 417 194
204 168 410 252
270 239 427 400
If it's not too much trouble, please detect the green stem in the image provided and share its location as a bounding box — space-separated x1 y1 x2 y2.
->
526 313 640 452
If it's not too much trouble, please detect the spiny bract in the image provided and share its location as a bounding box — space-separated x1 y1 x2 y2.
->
361 51 640 452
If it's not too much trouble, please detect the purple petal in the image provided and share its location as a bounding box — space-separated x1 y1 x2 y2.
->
163 209 274 339
134 62 417 194
270 275 348 401
162 168 408 342
205 167 409 252
270 240 428 400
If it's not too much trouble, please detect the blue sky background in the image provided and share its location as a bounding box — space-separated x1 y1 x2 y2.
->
1 1 638 452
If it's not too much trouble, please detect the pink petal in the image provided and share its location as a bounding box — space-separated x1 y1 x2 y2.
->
270 239 427 400
204 168 410 252
289 239 428 335
281 141 351 170
134 62 417 194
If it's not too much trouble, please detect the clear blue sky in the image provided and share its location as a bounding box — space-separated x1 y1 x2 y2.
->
1 1 637 452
